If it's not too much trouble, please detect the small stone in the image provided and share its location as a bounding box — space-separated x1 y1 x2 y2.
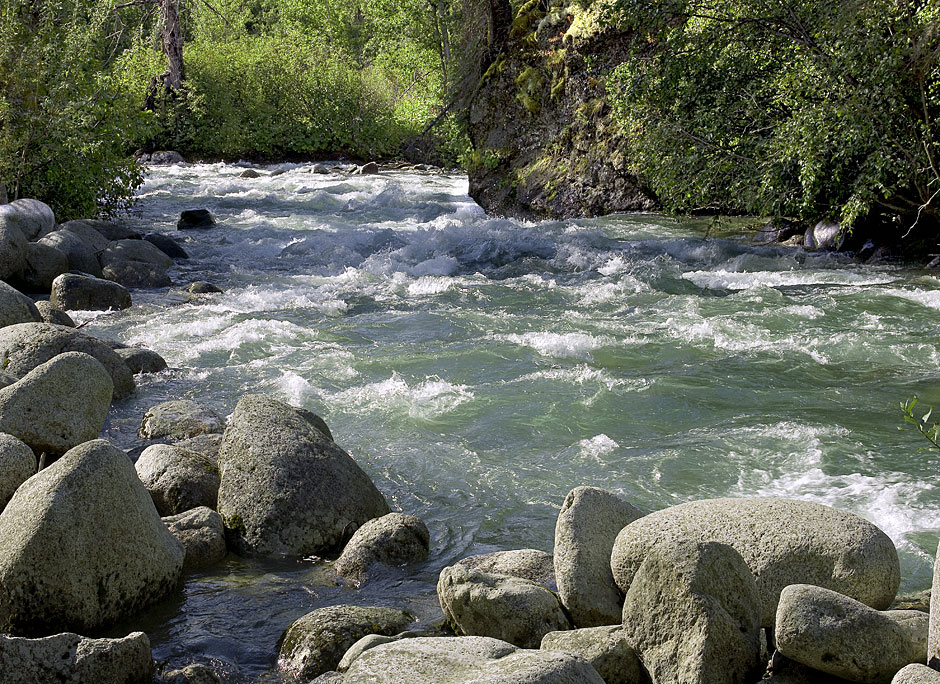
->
50 272 131 311
776 584 928 684
0 432 35 509
335 513 430 583
178 209 216 230
136 444 220 515
277 605 414 681
187 281 224 294
239 169 262 178
163 507 227 572
116 346 168 374
357 162 380 175
139 400 226 441
33 300 75 327
0 631 153 683
540 626 648 684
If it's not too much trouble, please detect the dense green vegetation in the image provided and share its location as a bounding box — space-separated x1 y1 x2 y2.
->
600 0 940 234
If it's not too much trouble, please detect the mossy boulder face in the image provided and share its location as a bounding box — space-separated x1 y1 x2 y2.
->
277 605 415 681
467 1 655 219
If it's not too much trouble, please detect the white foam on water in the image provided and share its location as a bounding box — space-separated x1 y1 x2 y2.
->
514 364 653 392
499 331 615 361
683 269 896 291
778 304 824 319
578 434 621 461
406 276 459 296
574 276 648 305
277 370 317 406
324 372 474 419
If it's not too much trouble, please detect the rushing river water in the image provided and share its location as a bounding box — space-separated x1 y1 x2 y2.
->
82 162 940 679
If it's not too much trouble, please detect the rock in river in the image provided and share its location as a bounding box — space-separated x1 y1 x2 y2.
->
139 399 225 441
135 443 220 515
334 512 430 584
163 506 227 572
50 272 131 311
0 631 153 684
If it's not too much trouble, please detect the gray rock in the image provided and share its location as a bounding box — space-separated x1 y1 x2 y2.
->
541 626 648 684
33 300 75 327
931 540 940 668
81 220 140 242
116 346 168 374
357 162 380 175
554 486 644 627
239 169 262 178
337 631 436 672
805 220 843 250
144 232 189 260
621 538 763 684
147 151 185 165
187 281 224 294
174 433 223 462
610 497 900 627
0 280 42 328
0 432 35 508
50 272 131 311
0 439 184 633
38 230 103 277
0 352 112 455
776 584 928 684
57 220 110 252
763 653 856 684
457 549 556 588
139 400 225 441
311 164 330 174
0 370 18 389
102 259 172 288
0 322 134 399
6 199 54 240
340 636 605 684
101 238 174 270
893 664 940 684
16 242 67 292
136 444 219 515
217 394 388 557
0 210 27 281
335 513 429 583
163 507 227 572
438 565 570 648
278 605 414 681
0 631 153 683
178 209 215 230
162 663 229 684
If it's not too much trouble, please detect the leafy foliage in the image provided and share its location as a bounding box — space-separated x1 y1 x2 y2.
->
602 0 940 233
900 396 940 451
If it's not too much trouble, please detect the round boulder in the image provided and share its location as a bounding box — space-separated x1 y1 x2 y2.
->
0 281 42 328
278 605 414 681
0 208 27 279
893 665 940 684
163 506 227 572
457 549 556 589
2 199 54 240
50 273 131 311
15 242 66 292
437 565 570 648
58 220 110 252
0 631 153 684
335 513 430 584
775 584 928 683
33 300 75 327
0 439 184 634
0 352 112 455
115 346 168 375
38 230 102 277
136 444 220 515
144 232 189 260
0 322 134 399
0 433 35 509
138 400 225 441
178 210 215 230
100 239 174 270
610 497 900 628
217 394 389 557
554 486 644 627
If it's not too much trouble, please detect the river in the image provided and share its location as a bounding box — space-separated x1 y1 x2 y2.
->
81 162 940 680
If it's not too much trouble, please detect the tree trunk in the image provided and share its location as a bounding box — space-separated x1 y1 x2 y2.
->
160 0 184 93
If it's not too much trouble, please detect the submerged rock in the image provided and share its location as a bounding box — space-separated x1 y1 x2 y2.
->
163 507 227 572
178 209 216 230
610 497 900 627
217 394 389 557
0 322 134 399
139 400 225 441
50 272 131 311
0 432 35 509
438 565 570 648
335 512 430 583
621 538 763 684
0 280 42 328
277 604 414 681
136 443 220 515
776 584 928 683
0 439 184 634
540 626 648 684
0 352 112 455
339 636 604 684
554 486 644 627
0 631 153 683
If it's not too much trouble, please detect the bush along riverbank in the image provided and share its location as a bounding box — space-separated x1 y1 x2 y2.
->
1 174 940 683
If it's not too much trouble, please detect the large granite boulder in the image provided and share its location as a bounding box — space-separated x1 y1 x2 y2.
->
136 443 220 515
0 352 112 455
33 300 74 327
0 439 184 634
38 230 102 277
339 636 605 684
100 239 174 270
893 665 940 684
144 232 189 259
554 486 644 627
81 220 140 242
102 259 173 288
335 512 430 584
457 549 556 588
0 208 27 279
278 605 414 681
438 565 570 648
0 280 42 328
621 538 763 684
57 220 110 252
611 497 900 627
1 199 53 240
163 507 227 572
138 400 225 441
50 272 131 311
776 584 928 683
540 626 648 684
0 322 134 399
217 394 389 557
0 631 153 683
0 432 35 509
15 242 66 292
